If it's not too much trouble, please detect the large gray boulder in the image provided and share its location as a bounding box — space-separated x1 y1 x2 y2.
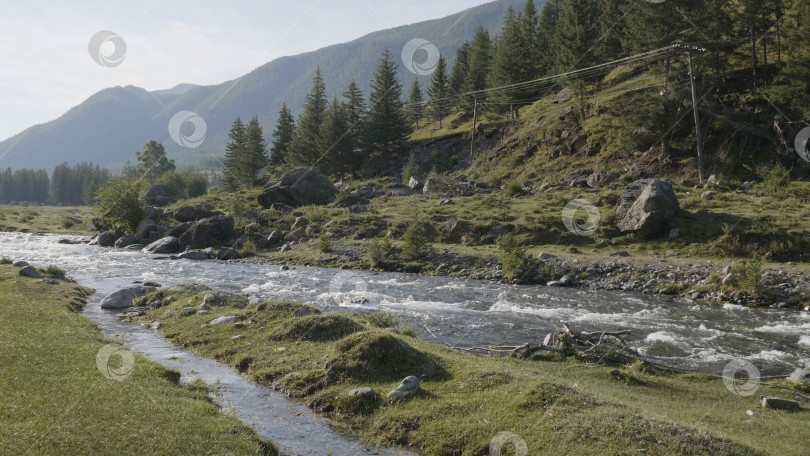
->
143 236 181 254
91 231 116 247
142 184 174 207
615 178 679 238
19 266 41 278
172 204 221 223
100 286 151 309
135 218 157 241
257 167 338 209
178 215 235 250
789 368 810 386
114 235 137 249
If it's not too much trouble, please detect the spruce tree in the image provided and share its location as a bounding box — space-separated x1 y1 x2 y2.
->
428 55 450 127
270 104 295 167
222 118 246 190
488 8 531 118
289 68 328 167
318 97 353 178
406 80 425 129
363 48 411 155
242 116 268 186
464 27 493 115
343 80 366 153
448 41 471 111
536 0 562 76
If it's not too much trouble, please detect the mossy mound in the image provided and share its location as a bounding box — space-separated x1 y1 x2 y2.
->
325 331 448 383
270 314 362 342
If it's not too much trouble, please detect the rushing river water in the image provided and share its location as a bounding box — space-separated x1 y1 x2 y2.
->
2 232 810 453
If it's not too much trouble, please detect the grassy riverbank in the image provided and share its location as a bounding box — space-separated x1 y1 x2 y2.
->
134 286 810 456
0 265 275 455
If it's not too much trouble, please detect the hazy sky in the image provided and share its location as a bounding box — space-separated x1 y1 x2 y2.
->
0 0 493 142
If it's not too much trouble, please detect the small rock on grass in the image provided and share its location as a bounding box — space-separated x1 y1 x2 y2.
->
209 315 237 325
181 307 196 314
18 266 41 278
349 387 376 398
387 375 420 399
761 396 799 411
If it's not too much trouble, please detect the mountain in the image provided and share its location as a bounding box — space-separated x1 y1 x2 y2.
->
0 0 535 172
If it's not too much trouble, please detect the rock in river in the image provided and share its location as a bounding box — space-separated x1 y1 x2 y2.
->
143 236 181 254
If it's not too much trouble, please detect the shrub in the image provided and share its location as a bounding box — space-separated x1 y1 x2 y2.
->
497 233 527 278
61 218 75 229
301 205 327 223
0 257 12 265
401 153 421 183
155 170 209 199
94 176 147 232
317 235 332 253
401 222 432 261
730 257 762 291
366 237 392 267
41 265 66 280
505 180 525 198
238 238 257 257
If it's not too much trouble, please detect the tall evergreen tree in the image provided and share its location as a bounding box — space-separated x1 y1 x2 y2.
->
448 41 471 111
536 0 562 76
521 0 541 81
406 80 426 129
222 117 246 190
489 8 531 118
243 117 268 185
363 48 411 155
428 55 451 127
318 97 353 178
464 27 493 115
596 0 628 62
270 104 295 167
289 68 328 166
343 80 367 153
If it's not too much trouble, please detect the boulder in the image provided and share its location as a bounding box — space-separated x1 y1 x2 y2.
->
352 186 374 199
408 176 425 191
586 171 618 188
557 87 573 104
167 222 193 238
209 315 237 325
257 167 338 209
144 205 164 221
100 286 150 309
216 247 240 260
291 215 309 230
333 194 370 208
701 191 715 200
285 227 306 242
706 174 719 186
266 230 286 246
143 236 181 254
178 215 235 250
114 235 137 249
173 204 221 223
615 179 679 238
178 250 209 261
440 218 472 243
348 387 376 398
18 266 41 278
12 260 29 268
788 368 810 386
91 231 116 247
387 375 421 399
142 184 174 207
761 396 799 411
135 218 157 241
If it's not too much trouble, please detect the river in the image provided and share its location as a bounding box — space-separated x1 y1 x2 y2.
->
2 232 809 453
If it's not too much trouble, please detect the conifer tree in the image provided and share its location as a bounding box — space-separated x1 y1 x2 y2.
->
448 41 471 111
363 48 411 155
222 118 246 190
289 68 328 166
406 79 425 129
428 55 450 127
270 104 295 167
318 97 353 178
464 27 493 115
343 80 366 153
242 116 268 185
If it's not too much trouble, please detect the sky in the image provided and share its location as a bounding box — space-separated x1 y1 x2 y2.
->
0 0 493 142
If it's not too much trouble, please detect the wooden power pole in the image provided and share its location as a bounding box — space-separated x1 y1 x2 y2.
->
675 44 707 183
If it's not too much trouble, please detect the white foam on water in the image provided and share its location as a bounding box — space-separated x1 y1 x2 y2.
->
645 331 679 344
798 335 810 346
751 349 790 362
755 322 810 334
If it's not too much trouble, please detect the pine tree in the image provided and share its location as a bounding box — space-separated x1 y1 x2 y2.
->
596 0 628 62
553 0 600 73
428 55 450 127
243 117 268 186
135 140 175 183
536 0 562 76
343 80 366 153
488 8 531 118
363 48 411 155
270 104 295 167
289 68 328 166
448 41 471 111
406 80 425 129
222 117 246 190
464 27 493 115
521 0 541 82
318 97 353 178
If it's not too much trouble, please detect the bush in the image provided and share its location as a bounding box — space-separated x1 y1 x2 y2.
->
0 257 12 264
505 180 525 198
41 265 66 280
94 176 147 232
238 238 257 257
61 218 75 229
401 153 421 184
730 257 762 291
366 237 392 267
497 233 527 278
317 235 332 253
401 223 432 261
155 170 209 199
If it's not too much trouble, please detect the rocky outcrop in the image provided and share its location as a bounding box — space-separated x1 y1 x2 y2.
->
172 204 222 223
19 266 41 278
440 217 472 243
135 218 157 241
142 184 174 207
257 167 338 209
615 179 679 238
178 215 234 250
114 235 137 249
90 231 116 247
143 236 181 254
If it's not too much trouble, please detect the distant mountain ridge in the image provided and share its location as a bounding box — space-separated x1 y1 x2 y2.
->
0 0 535 172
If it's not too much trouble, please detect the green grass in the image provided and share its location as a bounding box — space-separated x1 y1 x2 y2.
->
0 266 275 455
0 205 96 233
133 287 810 456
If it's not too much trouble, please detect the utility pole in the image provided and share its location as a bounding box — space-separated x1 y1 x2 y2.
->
675 44 707 183
470 97 478 165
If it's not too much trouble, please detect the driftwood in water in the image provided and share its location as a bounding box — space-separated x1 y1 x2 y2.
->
510 323 637 363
